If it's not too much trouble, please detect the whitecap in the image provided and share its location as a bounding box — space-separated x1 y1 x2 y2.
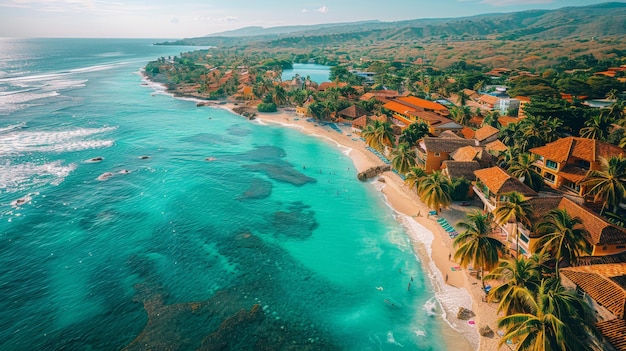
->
0 126 116 155
0 161 76 192
0 121 26 134
386 331 404 347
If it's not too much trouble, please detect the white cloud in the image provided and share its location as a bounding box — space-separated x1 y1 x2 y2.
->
169 16 179 23
301 8 308 13
196 15 240 23
317 6 328 13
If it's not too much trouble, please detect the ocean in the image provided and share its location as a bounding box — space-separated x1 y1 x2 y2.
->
0 38 451 350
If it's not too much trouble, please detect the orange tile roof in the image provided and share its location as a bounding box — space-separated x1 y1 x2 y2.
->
479 95 500 105
498 116 521 127
556 197 626 246
558 164 588 183
474 125 499 142
451 145 479 162
485 140 508 153
383 101 415 115
396 96 447 112
596 319 626 351
351 115 367 129
474 166 537 196
529 137 625 163
562 263 626 319
409 110 453 126
460 127 475 139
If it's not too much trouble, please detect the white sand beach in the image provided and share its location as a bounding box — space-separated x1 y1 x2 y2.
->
220 104 508 351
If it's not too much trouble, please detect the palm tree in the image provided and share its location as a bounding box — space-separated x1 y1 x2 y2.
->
405 166 426 194
271 85 287 106
508 153 543 192
391 142 417 175
450 105 472 126
582 155 626 214
580 112 611 141
484 256 540 315
454 210 504 288
493 191 534 257
417 171 452 213
398 122 429 146
533 209 591 277
362 120 395 152
498 280 598 351
456 89 469 106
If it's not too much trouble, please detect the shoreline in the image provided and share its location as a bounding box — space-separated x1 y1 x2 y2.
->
139 76 502 350
231 105 501 351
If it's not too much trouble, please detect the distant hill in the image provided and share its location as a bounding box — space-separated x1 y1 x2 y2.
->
159 2 626 47
206 21 380 37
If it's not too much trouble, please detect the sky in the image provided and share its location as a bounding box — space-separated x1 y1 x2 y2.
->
0 0 620 38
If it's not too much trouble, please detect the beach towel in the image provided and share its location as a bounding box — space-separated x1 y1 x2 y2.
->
450 266 462 271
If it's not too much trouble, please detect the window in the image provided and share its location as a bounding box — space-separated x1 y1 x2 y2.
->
564 180 581 193
578 160 590 169
434 152 440 157
546 160 558 170
520 234 530 244
543 172 556 183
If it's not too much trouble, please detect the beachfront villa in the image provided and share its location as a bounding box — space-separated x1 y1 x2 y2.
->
561 263 626 351
473 166 538 255
529 137 625 200
383 96 464 136
417 136 477 173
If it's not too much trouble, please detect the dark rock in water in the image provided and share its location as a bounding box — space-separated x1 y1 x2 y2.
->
227 125 252 137
479 325 494 337
238 178 272 200
243 162 316 186
457 307 475 320
97 172 114 181
357 165 391 181
182 132 233 145
242 146 287 162
139 156 150 159
273 202 319 239
85 156 104 163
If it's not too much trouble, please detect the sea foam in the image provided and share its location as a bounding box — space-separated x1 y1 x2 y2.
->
0 126 116 155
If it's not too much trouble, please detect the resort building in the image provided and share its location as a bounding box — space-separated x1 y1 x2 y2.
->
417 136 477 173
529 137 625 199
381 95 464 136
497 97 520 116
337 105 368 121
473 125 500 145
451 145 494 168
359 89 400 104
478 94 501 110
473 166 539 256
562 263 626 351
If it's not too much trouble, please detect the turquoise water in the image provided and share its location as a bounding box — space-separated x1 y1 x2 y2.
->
281 63 331 84
0 39 447 350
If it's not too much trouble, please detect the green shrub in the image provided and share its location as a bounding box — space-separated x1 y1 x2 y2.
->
257 103 277 113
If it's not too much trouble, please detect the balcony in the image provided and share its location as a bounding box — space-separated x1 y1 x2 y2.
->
473 185 496 212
